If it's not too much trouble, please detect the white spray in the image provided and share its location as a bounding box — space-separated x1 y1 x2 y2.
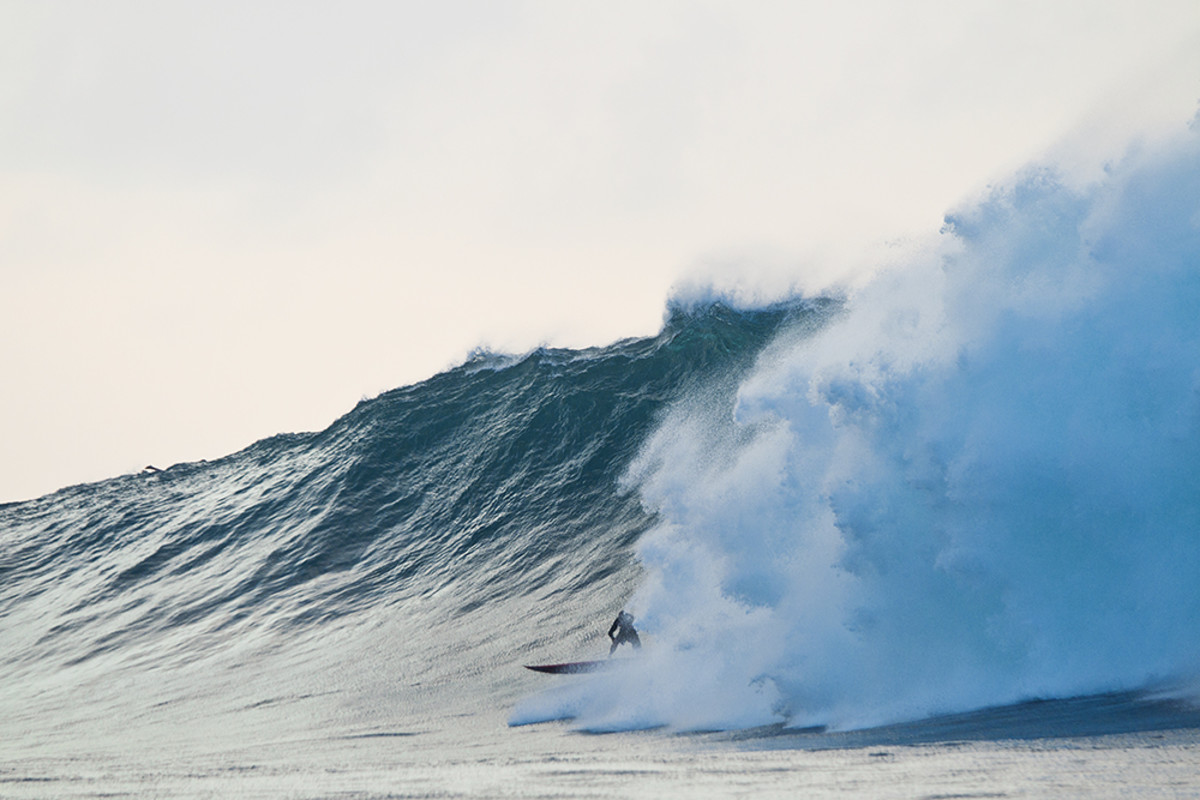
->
514 128 1200 732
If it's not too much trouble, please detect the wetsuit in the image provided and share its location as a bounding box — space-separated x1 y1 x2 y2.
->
608 611 641 655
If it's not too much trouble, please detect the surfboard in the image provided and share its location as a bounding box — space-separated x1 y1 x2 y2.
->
524 660 613 674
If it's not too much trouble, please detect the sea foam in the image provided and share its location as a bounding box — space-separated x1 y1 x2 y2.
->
541 128 1200 732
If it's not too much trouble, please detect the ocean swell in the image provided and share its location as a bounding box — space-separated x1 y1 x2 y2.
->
0 298 820 752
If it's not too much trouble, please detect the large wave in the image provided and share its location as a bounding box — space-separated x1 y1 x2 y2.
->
514 127 1200 732
0 298 821 753
5 128 1200 752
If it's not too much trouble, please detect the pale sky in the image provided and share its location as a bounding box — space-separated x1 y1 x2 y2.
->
2 1 1199 503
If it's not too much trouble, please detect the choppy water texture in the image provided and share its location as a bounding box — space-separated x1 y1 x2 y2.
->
3 700 1200 798
4 130 1200 796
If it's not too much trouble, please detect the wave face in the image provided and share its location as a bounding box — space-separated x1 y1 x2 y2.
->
514 130 1200 732
0 299 824 752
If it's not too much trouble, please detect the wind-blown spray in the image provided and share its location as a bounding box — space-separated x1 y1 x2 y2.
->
529 130 1200 733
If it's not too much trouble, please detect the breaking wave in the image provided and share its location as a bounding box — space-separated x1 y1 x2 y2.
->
5 129 1200 751
515 127 1200 732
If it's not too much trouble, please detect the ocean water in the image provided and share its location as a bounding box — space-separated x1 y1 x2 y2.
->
4 130 1200 796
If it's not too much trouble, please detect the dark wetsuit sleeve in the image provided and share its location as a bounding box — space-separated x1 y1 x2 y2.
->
608 618 619 637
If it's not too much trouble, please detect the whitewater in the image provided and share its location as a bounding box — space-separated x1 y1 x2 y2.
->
4 130 1200 796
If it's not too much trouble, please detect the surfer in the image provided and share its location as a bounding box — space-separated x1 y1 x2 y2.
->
607 610 641 655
